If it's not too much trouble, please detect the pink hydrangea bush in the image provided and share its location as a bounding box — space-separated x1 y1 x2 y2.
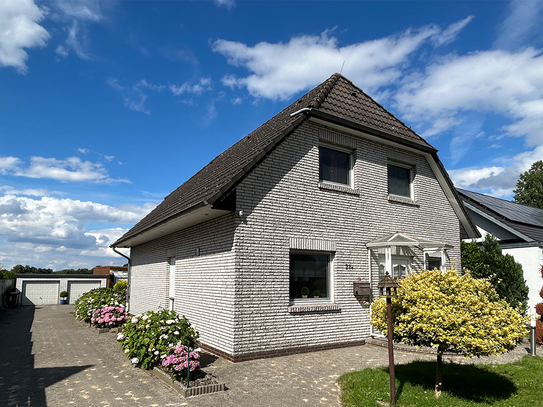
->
161 345 200 382
91 306 128 328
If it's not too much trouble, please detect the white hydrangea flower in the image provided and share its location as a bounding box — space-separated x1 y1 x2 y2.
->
131 317 138 323
174 331 179 335
154 351 159 355
166 319 175 325
131 357 139 364
142 315 149 321
117 333 125 340
124 349 130 354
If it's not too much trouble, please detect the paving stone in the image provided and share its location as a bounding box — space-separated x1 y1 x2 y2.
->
0 305 539 407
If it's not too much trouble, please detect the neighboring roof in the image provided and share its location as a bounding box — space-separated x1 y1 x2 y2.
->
458 188 543 242
113 74 476 248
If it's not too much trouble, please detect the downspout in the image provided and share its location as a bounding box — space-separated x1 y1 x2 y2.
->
112 247 132 313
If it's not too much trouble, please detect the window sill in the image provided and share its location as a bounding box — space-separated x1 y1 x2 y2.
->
387 194 419 207
288 303 341 314
318 182 360 196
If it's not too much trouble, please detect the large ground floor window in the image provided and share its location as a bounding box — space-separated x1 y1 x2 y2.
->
290 252 331 301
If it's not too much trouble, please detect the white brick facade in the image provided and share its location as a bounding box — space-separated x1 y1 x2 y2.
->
129 121 462 360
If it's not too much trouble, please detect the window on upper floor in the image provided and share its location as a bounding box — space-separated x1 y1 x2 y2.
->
319 146 352 187
388 163 413 198
290 251 331 302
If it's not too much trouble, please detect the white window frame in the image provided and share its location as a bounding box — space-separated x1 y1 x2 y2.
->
387 161 414 199
319 144 354 188
378 254 412 279
423 249 447 271
289 251 334 304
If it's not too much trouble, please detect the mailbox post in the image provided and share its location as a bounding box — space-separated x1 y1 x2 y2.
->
378 272 399 405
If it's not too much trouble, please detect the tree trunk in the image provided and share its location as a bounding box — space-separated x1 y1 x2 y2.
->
435 347 443 398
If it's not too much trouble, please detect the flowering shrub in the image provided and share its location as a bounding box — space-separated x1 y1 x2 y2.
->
91 306 128 328
118 309 199 370
113 279 127 293
74 288 126 323
161 345 200 382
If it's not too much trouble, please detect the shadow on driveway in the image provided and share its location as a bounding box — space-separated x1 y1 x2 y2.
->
0 306 91 406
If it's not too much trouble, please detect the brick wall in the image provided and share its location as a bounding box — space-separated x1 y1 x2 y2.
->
130 213 237 355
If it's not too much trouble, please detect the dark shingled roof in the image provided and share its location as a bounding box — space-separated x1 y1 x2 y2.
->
458 188 543 242
113 74 439 247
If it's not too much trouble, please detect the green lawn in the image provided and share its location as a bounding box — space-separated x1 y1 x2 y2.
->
338 356 543 406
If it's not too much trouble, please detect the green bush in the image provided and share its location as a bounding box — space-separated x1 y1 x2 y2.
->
113 279 127 293
59 291 68 298
74 287 126 323
117 309 199 370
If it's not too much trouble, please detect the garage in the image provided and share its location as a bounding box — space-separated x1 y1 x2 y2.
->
68 281 101 304
22 281 60 306
15 274 108 306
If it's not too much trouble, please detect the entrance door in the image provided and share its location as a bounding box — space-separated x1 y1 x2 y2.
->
168 257 176 310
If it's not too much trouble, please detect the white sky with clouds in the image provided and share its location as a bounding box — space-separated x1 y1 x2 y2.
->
1 0 543 270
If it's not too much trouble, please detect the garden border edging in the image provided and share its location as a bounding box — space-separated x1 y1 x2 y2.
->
150 366 226 397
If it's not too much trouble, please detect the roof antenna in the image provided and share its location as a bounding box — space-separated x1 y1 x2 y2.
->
340 61 345 75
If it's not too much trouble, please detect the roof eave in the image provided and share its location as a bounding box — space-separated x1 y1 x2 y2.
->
304 109 438 155
111 201 229 248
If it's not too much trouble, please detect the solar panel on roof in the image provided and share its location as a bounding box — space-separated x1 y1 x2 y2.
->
458 188 543 227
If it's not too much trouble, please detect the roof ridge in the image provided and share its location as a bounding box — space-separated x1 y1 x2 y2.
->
308 73 341 109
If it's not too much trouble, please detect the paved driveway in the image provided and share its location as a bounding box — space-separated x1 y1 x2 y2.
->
0 305 534 407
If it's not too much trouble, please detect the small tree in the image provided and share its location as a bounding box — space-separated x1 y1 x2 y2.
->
371 269 528 398
461 234 529 314
513 160 543 209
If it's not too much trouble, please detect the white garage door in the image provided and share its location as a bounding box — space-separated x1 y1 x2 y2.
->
68 281 101 304
22 281 60 305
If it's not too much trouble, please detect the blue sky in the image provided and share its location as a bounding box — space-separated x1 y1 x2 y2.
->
1 0 543 270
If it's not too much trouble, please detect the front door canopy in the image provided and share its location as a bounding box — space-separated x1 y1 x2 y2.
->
366 232 453 251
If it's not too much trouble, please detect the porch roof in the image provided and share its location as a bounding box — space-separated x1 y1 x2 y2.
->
366 232 454 250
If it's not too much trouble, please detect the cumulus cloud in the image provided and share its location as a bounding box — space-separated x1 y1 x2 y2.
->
0 194 153 269
0 0 50 73
393 47 543 173
0 195 149 247
2 156 129 184
212 19 472 101
449 145 543 198
0 157 22 174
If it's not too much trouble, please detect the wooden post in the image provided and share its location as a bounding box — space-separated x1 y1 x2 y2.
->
386 293 396 405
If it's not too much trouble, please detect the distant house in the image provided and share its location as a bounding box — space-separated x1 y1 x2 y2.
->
458 188 543 312
112 74 478 362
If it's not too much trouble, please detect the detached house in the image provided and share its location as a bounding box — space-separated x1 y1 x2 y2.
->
112 74 478 362
458 188 543 312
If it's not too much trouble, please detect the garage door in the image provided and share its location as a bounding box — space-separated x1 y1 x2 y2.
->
22 281 60 305
68 281 101 304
